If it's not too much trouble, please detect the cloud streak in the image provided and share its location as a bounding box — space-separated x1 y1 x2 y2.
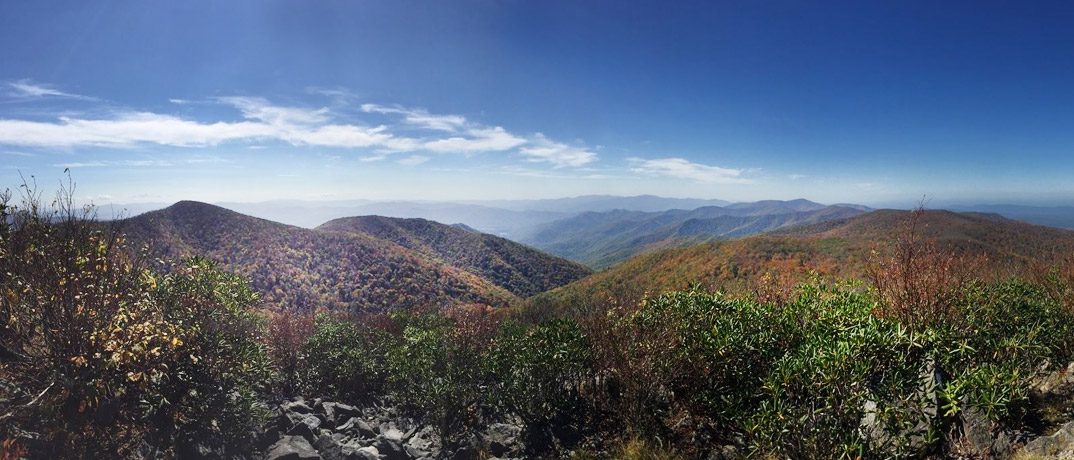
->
0 84 603 171
5 80 96 100
629 157 752 184
519 133 598 168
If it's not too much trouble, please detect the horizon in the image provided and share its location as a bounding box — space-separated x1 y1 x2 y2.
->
3 1 1074 206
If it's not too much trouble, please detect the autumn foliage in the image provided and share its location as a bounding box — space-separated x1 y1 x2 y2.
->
0 184 270 458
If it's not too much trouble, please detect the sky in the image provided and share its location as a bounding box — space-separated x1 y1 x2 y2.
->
1 0 1073 207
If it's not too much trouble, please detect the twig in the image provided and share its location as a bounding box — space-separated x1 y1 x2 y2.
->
0 381 55 422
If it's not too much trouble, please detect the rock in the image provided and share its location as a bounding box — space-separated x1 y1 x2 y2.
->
957 406 1013 459
283 400 315 415
404 425 439 457
256 425 283 451
1036 362 1074 395
376 435 410 460
325 401 362 420
342 445 380 460
337 417 377 439
314 434 346 460
320 403 340 426
484 423 522 457
380 424 407 443
446 444 477 460
288 414 324 442
264 435 322 460
706 445 741 460
1023 421 1074 458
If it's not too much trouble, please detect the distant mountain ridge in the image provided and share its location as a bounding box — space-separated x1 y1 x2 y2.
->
97 197 1074 240
949 204 1074 230
518 199 869 268
119 201 589 312
462 194 733 213
532 208 1074 312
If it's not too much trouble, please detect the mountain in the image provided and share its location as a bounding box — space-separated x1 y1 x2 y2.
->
518 200 867 268
103 195 740 239
724 198 831 214
119 201 520 312
948 204 1074 230
464 195 732 213
317 216 593 298
217 200 568 237
531 209 1074 313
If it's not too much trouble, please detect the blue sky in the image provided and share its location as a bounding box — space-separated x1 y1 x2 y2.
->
1 0 1073 206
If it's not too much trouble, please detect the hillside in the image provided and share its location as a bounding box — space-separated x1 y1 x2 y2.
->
120 201 518 312
317 216 592 298
530 209 1074 313
518 200 867 268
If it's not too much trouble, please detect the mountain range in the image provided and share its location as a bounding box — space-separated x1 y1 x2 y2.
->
517 199 869 268
119 201 591 312
100 196 1074 243
531 209 1074 315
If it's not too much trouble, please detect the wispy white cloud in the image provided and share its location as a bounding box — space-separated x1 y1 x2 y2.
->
361 104 466 132
629 157 752 184
2 150 36 157
184 154 228 164
0 112 274 148
5 79 96 100
420 126 526 154
359 154 389 162
788 174 806 180
397 155 430 166
0 90 599 171
362 103 528 154
54 159 172 168
305 86 357 101
519 133 598 168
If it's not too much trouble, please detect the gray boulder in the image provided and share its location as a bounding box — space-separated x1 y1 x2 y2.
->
404 425 439 459
314 434 346 460
375 435 410 460
283 400 315 415
264 435 322 460
1022 421 1074 458
955 406 1013 459
342 445 380 460
484 423 522 458
288 414 324 442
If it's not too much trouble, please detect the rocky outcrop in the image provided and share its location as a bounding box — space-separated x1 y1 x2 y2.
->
1021 421 1074 459
261 398 522 460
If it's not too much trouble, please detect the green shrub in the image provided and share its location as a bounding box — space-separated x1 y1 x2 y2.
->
145 258 273 455
383 312 490 438
489 319 590 428
937 281 1074 422
300 314 391 401
746 282 927 458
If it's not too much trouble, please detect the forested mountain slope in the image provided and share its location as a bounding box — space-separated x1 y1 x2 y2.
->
531 209 1074 314
120 201 517 312
318 216 592 298
519 200 867 268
